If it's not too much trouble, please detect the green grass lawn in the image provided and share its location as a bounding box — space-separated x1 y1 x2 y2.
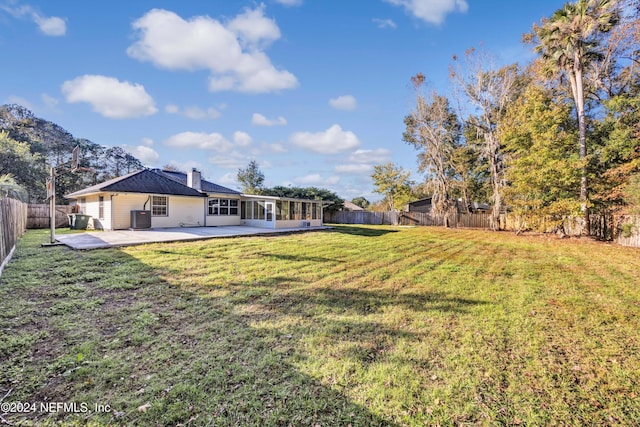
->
1 226 639 426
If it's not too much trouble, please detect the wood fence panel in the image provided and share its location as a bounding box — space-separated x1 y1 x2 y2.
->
326 210 640 248
615 215 640 248
0 198 28 275
27 204 72 229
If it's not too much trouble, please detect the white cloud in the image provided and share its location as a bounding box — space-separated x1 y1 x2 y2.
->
208 151 252 169
216 172 239 187
233 131 253 147
41 93 59 110
34 15 66 36
127 6 298 94
61 75 157 119
1 3 66 36
227 5 280 48
273 0 303 6
261 142 288 153
294 173 340 186
290 124 360 154
334 164 374 174
348 148 392 164
372 18 397 29
329 95 357 111
164 131 233 152
251 112 287 126
384 0 468 25
165 104 221 120
6 95 34 110
165 104 179 114
123 145 160 165
141 137 154 147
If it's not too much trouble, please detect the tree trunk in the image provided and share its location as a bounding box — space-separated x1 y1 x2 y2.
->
574 64 590 235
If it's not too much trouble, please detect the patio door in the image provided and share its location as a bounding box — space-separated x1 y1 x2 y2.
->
265 202 274 222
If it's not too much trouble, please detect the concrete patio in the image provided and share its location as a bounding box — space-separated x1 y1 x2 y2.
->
55 225 331 250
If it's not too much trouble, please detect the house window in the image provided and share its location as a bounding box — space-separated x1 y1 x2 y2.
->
208 198 219 215
229 199 239 215
314 203 322 220
98 196 104 219
241 201 248 219
152 196 168 216
256 201 266 220
291 202 301 220
208 198 239 216
79 197 86 214
276 200 289 220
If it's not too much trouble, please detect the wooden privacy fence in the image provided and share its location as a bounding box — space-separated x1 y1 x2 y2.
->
326 210 492 229
27 204 73 229
326 210 640 248
615 215 640 248
0 197 27 275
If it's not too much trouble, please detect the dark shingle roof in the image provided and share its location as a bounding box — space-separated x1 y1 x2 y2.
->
65 169 207 198
156 170 240 195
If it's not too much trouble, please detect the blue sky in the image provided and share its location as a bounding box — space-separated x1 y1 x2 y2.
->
1 0 566 201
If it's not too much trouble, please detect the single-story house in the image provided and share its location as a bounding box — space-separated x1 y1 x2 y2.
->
65 168 324 230
342 200 365 211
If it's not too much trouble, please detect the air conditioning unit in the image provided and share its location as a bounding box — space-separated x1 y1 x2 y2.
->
131 210 151 229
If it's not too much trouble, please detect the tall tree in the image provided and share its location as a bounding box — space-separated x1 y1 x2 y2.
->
403 74 461 216
371 163 413 211
501 85 583 233
237 160 265 194
0 174 28 201
0 131 46 201
532 0 620 233
451 51 522 229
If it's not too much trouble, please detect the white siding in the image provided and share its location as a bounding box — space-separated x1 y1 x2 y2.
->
77 194 112 230
153 196 205 228
112 194 149 230
112 194 206 229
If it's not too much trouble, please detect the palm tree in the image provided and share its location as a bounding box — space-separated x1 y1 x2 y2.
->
0 174 28 201
534 0 619 234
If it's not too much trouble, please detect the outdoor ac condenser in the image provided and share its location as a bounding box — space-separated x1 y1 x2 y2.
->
130 210 151 229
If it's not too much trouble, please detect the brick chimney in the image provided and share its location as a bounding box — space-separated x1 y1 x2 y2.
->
187 168 201 191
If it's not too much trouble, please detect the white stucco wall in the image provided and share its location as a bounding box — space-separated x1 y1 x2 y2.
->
152 196 205 228
77 194 111 230
111 194 150 230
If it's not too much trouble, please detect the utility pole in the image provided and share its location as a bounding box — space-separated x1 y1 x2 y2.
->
49 166 56 244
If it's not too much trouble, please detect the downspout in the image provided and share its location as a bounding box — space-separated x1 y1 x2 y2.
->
110 194 116 230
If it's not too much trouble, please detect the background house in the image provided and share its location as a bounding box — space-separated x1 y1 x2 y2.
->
342 200 365 211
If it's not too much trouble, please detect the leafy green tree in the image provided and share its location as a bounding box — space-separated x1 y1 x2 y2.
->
371 163 413 211
0 173 28 201
0 104 146 202
450 50 523 229
0 131 46 201
350 197 370 209
624 174 640 213
237 160 265 194
532 0 620 232
403 75 462 216
501 85 583 232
